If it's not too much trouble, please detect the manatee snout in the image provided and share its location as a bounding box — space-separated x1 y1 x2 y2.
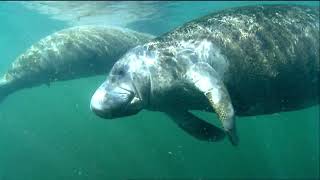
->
90 86 112 118
90 81 142 119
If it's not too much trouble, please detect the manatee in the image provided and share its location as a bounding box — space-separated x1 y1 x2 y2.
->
0 25 153 102
90 5 319 145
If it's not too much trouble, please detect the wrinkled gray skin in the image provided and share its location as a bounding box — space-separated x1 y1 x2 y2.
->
91 5 319 146
0 25 153 102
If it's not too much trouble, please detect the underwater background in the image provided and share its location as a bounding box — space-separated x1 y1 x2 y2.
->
0 1 319 179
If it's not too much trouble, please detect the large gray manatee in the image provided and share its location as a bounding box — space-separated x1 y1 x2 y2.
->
90 5 319 146
0 25 153 102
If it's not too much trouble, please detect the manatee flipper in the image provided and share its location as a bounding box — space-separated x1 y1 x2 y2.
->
166 111 225 142
185 62 238 146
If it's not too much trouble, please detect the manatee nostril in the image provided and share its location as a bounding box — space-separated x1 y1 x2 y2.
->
91 89 107 103
90 90 106 112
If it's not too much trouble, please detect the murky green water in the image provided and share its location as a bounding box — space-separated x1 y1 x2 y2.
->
0 1 319 179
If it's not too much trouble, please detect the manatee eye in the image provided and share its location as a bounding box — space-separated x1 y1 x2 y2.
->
115 64 129 76
117 69 125 76
111 69 125 78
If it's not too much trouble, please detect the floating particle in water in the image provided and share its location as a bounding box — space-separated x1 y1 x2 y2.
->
75 103 79 109
73 169 83 176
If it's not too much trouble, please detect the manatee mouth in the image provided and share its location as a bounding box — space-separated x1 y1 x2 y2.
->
90 85 139 119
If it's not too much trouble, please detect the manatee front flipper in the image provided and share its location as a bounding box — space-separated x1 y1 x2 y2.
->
185 62 239 146
167 111 225 142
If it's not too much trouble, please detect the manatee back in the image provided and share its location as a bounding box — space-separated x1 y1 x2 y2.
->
157 5 319 115
159 5 319 76
4 26 153 84
0 26 153 103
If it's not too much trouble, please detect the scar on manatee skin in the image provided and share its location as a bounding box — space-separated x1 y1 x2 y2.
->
77 11 93 21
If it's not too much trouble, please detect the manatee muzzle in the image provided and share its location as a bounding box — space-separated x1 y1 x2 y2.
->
90 83 141 119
